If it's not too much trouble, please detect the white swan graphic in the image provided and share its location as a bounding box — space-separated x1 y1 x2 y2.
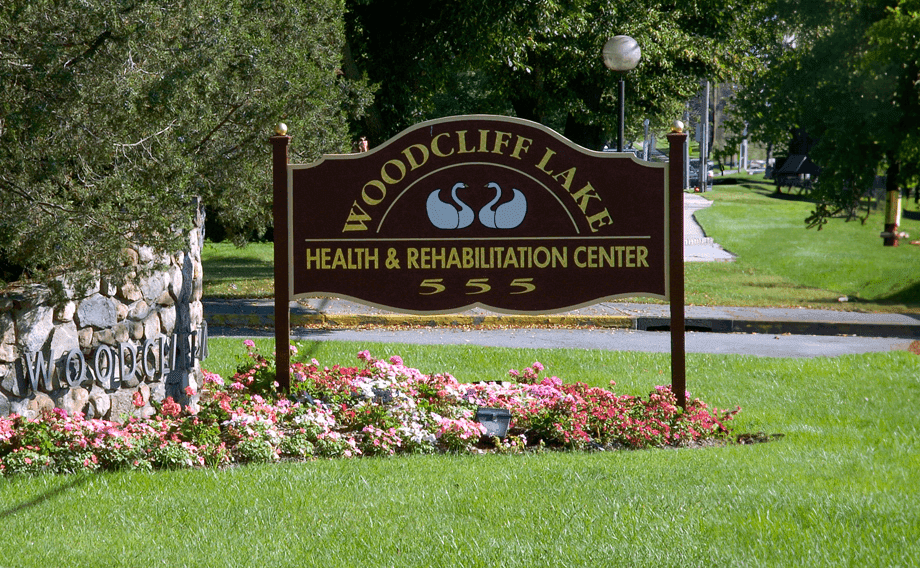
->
479 182 527 229
426 183 474 229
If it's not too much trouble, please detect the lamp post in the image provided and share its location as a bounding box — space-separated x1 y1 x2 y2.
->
602 35 641 152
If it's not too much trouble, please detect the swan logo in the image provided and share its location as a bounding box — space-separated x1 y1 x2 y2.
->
426 182 527 230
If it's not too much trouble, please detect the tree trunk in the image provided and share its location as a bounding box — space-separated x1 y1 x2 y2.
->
563 114 604 151
342 40 386 146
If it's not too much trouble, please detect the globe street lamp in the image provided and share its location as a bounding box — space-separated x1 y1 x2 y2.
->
602 35 641 152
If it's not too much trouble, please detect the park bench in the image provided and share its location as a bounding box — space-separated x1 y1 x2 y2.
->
774 154 820 194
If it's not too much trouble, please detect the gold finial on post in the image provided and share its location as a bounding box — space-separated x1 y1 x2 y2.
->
274 123 288 136
670 120 684 133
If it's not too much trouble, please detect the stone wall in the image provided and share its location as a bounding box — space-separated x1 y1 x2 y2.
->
0 205 206 421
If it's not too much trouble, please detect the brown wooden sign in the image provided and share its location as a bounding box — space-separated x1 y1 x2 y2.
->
285 115 670 313
272 116 687 407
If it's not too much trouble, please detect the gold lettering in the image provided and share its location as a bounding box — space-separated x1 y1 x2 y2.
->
510 136 532 159
305 248 324 269
431 247 445 268
533 247 549 268
600 247 615 267
419 248 430 269
478 129 490 153
446 248 462 268
332 249 348 269
587 246 598 268
407 248 419 269
492 131 512 155
553 247 567 267
574 246 587 268
463 247 475 268
587 209 613 232
402 144 430 170
343 201 372 232
637 246 649 267
431 132 454 157
570 182 602 213
381 159 407 185
366 248 380 269
517 247 530 268
552 167 577 191
457 130 475 154
626 247 636 268
535 147 556 175
362 180 386 206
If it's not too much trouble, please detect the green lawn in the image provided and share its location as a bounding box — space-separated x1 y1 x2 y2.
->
201 240 274 298
201 176 920 312
692 177 920 310
1 339 918 567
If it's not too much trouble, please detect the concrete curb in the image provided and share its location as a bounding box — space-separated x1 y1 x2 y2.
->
205 311 634 330
635 317 920 339
203 302 920 339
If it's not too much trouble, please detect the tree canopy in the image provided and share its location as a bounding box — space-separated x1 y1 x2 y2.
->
732 0 920 227
1 0 371 286
345 0 764 150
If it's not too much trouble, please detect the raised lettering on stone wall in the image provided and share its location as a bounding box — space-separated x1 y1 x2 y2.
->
14 326 207 396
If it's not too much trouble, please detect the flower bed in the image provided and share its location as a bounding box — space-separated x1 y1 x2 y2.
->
0 342 739 475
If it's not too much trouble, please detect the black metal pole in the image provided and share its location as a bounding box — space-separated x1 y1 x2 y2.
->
618 78 626 152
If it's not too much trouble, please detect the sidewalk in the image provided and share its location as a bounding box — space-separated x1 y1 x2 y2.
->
202 194 920 339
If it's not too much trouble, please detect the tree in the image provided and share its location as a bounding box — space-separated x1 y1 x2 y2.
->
731 0 920 232
0 0 372 287
344 0 765 150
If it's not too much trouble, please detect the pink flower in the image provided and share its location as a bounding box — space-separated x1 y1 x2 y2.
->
389 355 403 366
532 361 544 372
161 397 182 418
132 391 145 408
243 339 255 349
185 386 196 397
202 371 224 386
357 350 372 362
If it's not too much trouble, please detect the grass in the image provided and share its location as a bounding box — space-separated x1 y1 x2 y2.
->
2 338 918 567
201 176 920 311
692 176 920 310
201 240 274 298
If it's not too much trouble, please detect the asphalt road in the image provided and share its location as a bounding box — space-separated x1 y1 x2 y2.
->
209 326 913 358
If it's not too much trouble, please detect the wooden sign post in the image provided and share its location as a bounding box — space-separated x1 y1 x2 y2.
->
272 116 688 407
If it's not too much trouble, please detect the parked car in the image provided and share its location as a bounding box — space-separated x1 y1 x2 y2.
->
688 159 713 184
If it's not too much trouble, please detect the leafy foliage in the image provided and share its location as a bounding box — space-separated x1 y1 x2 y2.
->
346 0 764 149
731 0 920 226
0 0 372 285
